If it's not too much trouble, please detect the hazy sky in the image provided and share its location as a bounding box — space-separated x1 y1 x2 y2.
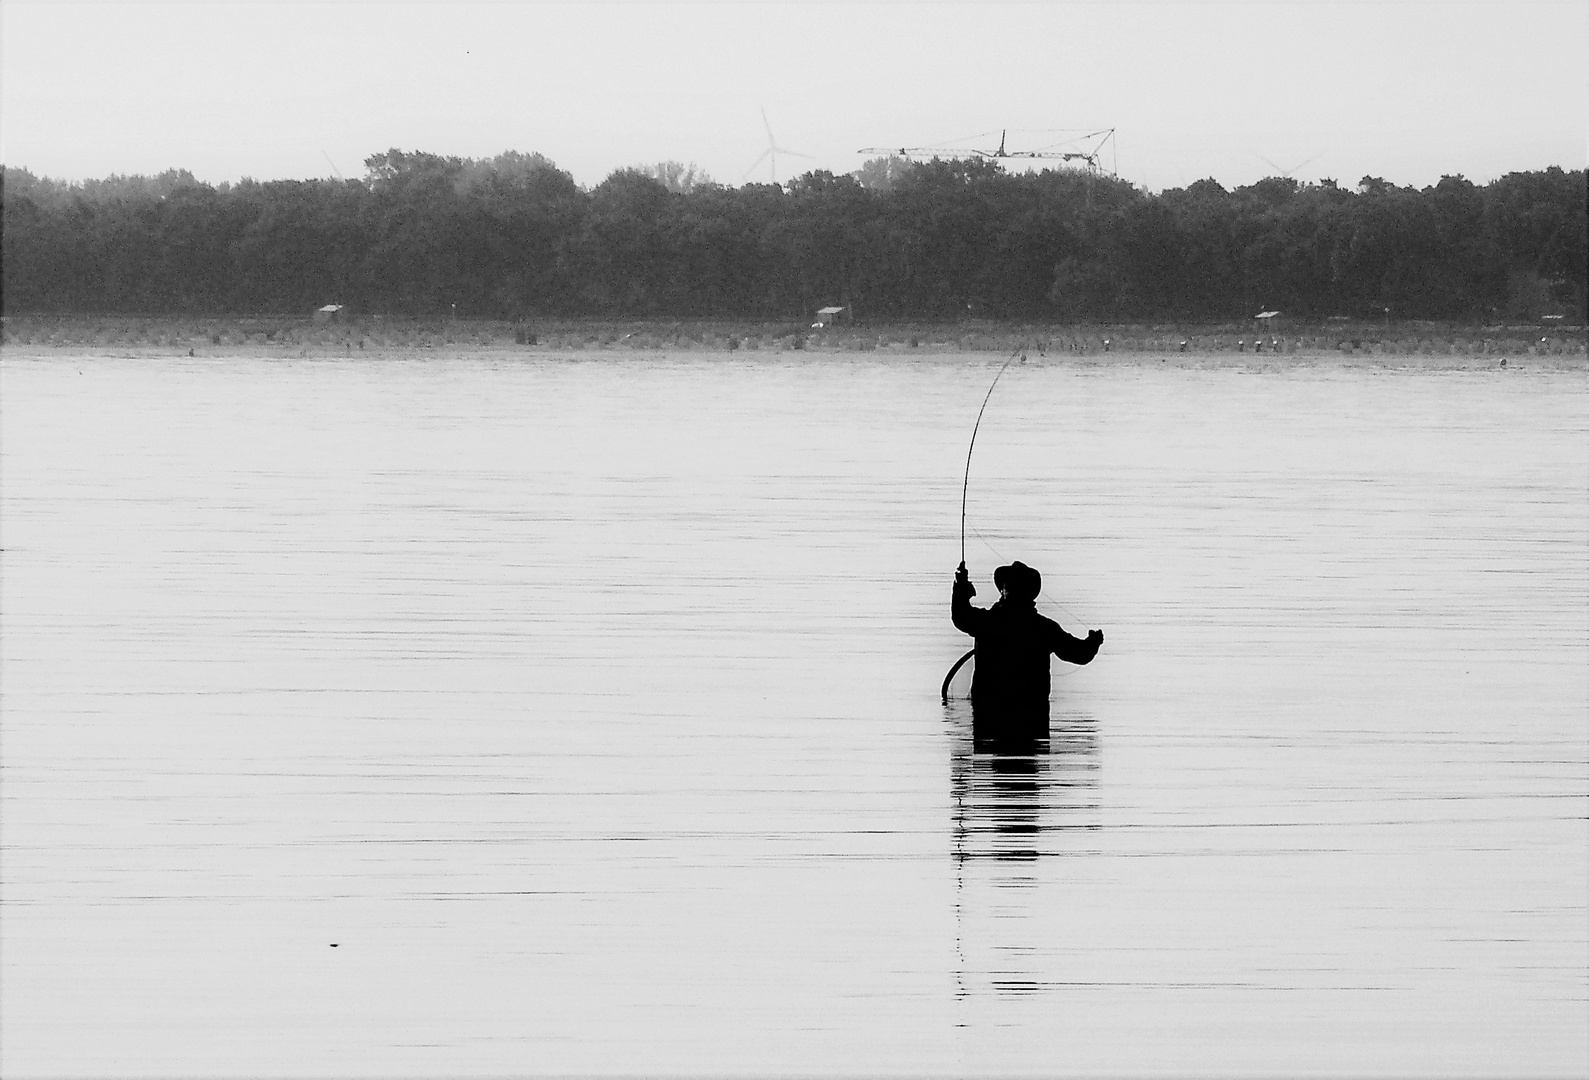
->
4 1 1585 193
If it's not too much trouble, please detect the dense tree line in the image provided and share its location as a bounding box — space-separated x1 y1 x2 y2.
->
4 151 1584 322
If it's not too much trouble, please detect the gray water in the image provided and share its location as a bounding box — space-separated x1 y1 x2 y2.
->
3 348 1585 1077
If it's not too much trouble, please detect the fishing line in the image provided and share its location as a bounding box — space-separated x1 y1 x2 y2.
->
958 362 1099 630
945 346 1106 701
968 525 1096 631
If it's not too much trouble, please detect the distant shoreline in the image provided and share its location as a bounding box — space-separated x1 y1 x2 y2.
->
3 313 1584 361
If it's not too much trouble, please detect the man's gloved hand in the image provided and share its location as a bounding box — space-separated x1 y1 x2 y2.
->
955 561 975 596
1087 629 1103 645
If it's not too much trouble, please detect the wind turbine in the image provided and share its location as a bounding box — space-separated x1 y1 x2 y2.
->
1256 152 1324 179
743 108 813 184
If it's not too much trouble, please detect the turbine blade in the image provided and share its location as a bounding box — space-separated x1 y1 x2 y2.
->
742 148 772 180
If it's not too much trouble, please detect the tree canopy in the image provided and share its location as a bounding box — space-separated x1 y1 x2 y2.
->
4 152 1584 322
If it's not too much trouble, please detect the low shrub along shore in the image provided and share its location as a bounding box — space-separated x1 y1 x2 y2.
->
2 313 1584 359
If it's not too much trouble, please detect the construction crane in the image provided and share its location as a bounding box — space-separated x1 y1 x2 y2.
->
859 128 1116 175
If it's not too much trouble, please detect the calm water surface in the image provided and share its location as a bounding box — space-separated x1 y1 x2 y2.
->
3 348 1586 1077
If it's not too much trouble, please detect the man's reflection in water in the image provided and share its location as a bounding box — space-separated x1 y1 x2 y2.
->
948 701 1100 1004
949 704 1100 864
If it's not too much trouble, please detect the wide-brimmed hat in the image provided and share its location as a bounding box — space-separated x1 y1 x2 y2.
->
993 561 1041 601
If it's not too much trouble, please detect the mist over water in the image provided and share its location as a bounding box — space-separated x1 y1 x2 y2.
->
3 349 1585 1076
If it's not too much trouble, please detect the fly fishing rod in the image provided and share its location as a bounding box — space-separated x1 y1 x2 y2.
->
946 347 1025 703
959 348 1024 566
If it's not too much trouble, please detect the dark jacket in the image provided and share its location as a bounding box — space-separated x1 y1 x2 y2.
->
952 576 1100 724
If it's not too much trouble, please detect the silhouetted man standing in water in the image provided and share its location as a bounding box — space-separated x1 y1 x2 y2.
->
952 560 1102 745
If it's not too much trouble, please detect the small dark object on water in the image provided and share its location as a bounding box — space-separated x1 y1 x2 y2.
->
1500 358 1507 367
330 943 338 948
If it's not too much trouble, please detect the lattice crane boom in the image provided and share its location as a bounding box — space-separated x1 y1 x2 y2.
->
859 128 1116 175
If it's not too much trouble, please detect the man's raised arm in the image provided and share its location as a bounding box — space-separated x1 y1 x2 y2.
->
952 562 983 636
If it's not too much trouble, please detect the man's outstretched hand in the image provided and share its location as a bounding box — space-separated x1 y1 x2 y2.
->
1087 629 1104 645
955 561 975 596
